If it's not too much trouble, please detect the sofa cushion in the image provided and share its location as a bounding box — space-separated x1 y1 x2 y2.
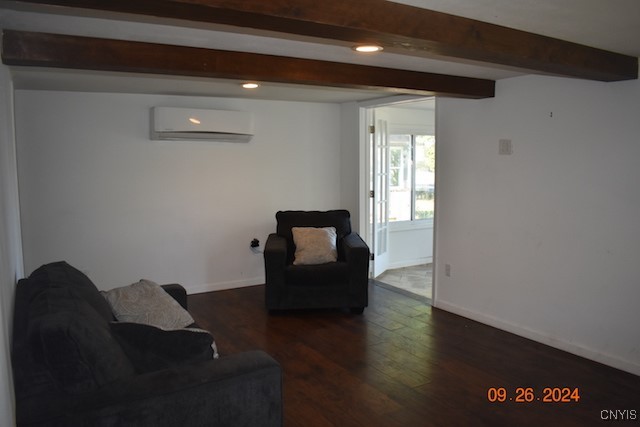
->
28 296 135 394
102 279 195 330
292 226 338 265
285 262 350 287
26 261 114 322
16 262 135 395
110 322 218 373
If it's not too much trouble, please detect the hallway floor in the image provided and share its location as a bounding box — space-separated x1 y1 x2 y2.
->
376 263 432 301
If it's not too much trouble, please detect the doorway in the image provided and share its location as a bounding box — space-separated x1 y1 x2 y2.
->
364 98 436 302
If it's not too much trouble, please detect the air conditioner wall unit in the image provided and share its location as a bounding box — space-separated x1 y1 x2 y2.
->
151 107 254 142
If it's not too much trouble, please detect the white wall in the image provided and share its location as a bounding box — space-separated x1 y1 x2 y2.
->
435 74 640 375
388 222 433 268
15 91 343 293
377 104 435 135
0 64 22 426
340 102 364 233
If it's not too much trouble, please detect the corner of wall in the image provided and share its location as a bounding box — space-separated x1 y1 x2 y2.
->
0 63 21 427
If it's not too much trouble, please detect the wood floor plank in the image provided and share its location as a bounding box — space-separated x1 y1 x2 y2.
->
188 283 640 426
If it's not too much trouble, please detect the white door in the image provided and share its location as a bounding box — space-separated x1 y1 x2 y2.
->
371 117 390 278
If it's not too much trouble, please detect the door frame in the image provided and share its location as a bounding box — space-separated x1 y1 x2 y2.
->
358 95 438 301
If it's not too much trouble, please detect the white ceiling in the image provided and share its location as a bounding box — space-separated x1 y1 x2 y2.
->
2 1 639 103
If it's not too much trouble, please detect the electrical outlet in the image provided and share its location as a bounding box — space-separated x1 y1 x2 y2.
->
445 264 451 277
499 139 513 155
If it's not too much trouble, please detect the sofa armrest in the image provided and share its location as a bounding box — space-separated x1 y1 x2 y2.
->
264 233 288 266
342 233 370 266
161 283 188 310
30 351 282 427
264 234 288 309
342 233 370 305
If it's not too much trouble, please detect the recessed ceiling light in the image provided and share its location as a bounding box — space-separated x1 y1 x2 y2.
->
242 82 259 89
353 45 383 53
188 117 201 124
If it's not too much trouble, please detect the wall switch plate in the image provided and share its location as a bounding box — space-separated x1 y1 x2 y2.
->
499 139 513 155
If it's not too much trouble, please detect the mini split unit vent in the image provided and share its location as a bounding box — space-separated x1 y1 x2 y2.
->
150 107 254 142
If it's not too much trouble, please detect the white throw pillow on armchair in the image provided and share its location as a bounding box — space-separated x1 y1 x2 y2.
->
292 226 338 265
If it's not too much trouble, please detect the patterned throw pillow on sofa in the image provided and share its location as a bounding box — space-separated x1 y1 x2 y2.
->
102 279 195 330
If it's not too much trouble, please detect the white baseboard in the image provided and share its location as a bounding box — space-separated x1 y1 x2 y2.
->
388 257 432 270
434 299 640 377
187 277 263 295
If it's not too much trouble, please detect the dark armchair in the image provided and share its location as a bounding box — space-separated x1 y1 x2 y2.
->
264 210 370 313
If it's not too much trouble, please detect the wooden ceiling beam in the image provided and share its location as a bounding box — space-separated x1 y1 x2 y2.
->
1 30 495 99
6 0 638 81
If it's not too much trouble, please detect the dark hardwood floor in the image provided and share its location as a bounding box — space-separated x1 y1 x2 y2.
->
188 282 640 427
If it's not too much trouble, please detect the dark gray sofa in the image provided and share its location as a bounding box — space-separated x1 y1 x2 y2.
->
264 210 370 313
12 261 282 427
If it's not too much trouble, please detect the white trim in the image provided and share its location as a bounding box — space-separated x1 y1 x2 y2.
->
389 219 433 232
434 300 640 377
357 94 430 109
431 98 442 306
388 123 434 135
357 106 368 238
187 277 263 295
388 257 432 270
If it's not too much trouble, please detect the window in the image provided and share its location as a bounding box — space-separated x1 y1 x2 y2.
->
388 134 435 222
